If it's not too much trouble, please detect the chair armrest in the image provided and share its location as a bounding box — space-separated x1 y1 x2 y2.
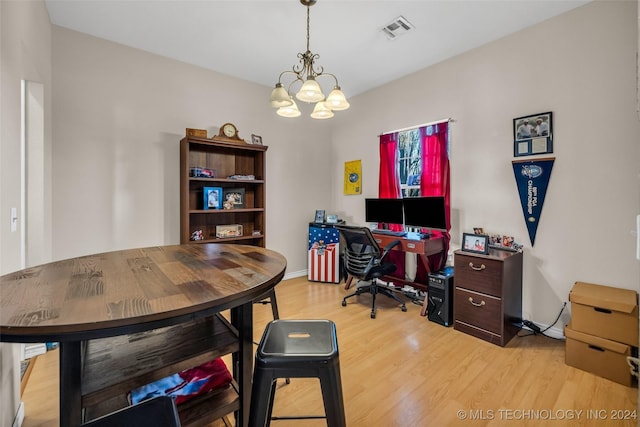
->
381 239 402 258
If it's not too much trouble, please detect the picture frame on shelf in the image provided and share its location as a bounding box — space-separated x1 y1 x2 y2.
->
326 214 338 224
223 188 245 209
203 187 223 210
314 210 325 223
251 134 263 145
462 232 489 255
513 111 553 157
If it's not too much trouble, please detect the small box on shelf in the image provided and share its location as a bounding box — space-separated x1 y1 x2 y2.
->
216 224 243 238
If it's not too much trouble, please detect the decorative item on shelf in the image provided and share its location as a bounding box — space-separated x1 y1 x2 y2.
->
252 230 261 236
190 230 204 241
190 167 216 178
216 224 243 238
513 111 553 157
461 232 489 255
228 174 256 180
326 214 338 224
269 0 350 120
473 227 484 235
211 122 246 143
314 209 325 223
488 234 523 252
251 134 263 145
223 188 245 209
203 187 223 210
186 128 207 138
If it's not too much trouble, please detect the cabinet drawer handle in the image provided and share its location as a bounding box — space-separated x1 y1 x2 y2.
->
469 262 486 271
468 297 486 307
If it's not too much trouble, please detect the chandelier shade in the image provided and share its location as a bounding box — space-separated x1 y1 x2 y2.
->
270 83 293 108
296 77 325 103
310 101 334 119
277 97 302 117
325 86 350 111
270 0 349 119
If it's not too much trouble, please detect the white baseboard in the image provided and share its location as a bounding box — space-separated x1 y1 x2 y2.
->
12 401 24 427
283 270 307 281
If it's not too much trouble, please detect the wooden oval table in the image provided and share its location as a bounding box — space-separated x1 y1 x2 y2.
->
0 243 287 427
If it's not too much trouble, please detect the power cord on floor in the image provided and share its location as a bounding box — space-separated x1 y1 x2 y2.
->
518 301 567 340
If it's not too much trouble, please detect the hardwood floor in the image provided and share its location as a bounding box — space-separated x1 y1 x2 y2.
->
21 276 637 426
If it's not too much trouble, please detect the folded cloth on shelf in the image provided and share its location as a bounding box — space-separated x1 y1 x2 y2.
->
130 358 232 405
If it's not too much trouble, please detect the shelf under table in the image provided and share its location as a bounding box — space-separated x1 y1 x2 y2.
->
82 314 239 416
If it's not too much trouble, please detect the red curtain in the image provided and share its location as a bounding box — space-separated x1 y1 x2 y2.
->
416 122 450 281
378 132 405 276
378 133 403 232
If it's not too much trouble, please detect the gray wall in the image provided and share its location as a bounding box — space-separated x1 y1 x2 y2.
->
51 26 334 276
330 0 640 331
0 1 53 426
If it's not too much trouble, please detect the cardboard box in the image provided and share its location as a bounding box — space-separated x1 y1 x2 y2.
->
565 324 635 387
569 282 638 347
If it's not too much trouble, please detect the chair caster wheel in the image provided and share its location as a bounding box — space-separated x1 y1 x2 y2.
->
401 305 407 312
341 300 347 307
370 312 376 319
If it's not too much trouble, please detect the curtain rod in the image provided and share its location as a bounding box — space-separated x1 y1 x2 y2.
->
380 118 453 136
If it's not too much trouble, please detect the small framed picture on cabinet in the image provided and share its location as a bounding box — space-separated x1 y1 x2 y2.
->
462 232 489 255
203 187 223 210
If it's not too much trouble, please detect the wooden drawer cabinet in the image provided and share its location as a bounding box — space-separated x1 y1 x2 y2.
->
453 249 523 346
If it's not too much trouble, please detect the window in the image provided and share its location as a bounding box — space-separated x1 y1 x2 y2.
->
397 129 422 198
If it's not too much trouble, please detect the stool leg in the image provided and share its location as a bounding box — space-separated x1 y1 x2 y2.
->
265 379 277 425
266 293 290 385
268 290 280 320
249 367 276 427
318 363 347 427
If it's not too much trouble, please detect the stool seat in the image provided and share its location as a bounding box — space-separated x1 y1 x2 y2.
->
249 320 346 427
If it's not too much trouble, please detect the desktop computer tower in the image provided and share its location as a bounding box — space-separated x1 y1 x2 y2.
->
427 270 454 327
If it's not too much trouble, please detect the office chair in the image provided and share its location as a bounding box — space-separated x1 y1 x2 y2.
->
336 225 407 318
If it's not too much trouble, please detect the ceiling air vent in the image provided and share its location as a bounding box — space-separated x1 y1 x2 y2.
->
382 16 414 40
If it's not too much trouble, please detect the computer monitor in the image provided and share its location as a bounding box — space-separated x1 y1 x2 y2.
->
402 196 448 232
365 198 404 225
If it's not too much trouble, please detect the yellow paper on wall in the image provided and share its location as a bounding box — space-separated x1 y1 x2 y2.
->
344 160 362 195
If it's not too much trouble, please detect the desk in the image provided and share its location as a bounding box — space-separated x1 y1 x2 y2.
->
0 243 287 427
345 232 445 289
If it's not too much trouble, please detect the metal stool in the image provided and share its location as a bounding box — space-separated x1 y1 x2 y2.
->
248 319 346 427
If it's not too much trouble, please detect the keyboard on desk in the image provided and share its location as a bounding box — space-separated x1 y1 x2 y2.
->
371 229 407 237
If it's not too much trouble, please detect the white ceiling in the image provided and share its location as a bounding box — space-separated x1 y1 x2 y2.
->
45 0 591 98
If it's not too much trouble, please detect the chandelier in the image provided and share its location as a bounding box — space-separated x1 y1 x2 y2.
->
269 0 350 119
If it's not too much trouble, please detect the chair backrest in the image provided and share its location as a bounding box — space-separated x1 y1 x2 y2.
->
336 225 382 280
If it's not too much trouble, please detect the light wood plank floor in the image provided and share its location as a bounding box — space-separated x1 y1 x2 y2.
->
21 276 638 426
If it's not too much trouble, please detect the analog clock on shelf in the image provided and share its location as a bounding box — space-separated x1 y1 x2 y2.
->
212 122 245 143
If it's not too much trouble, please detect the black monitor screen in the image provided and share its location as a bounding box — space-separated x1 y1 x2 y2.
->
365 198 404 225
402 196 447 231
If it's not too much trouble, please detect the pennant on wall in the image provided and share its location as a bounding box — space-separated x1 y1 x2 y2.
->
512 158 555 246
344 160 362 195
